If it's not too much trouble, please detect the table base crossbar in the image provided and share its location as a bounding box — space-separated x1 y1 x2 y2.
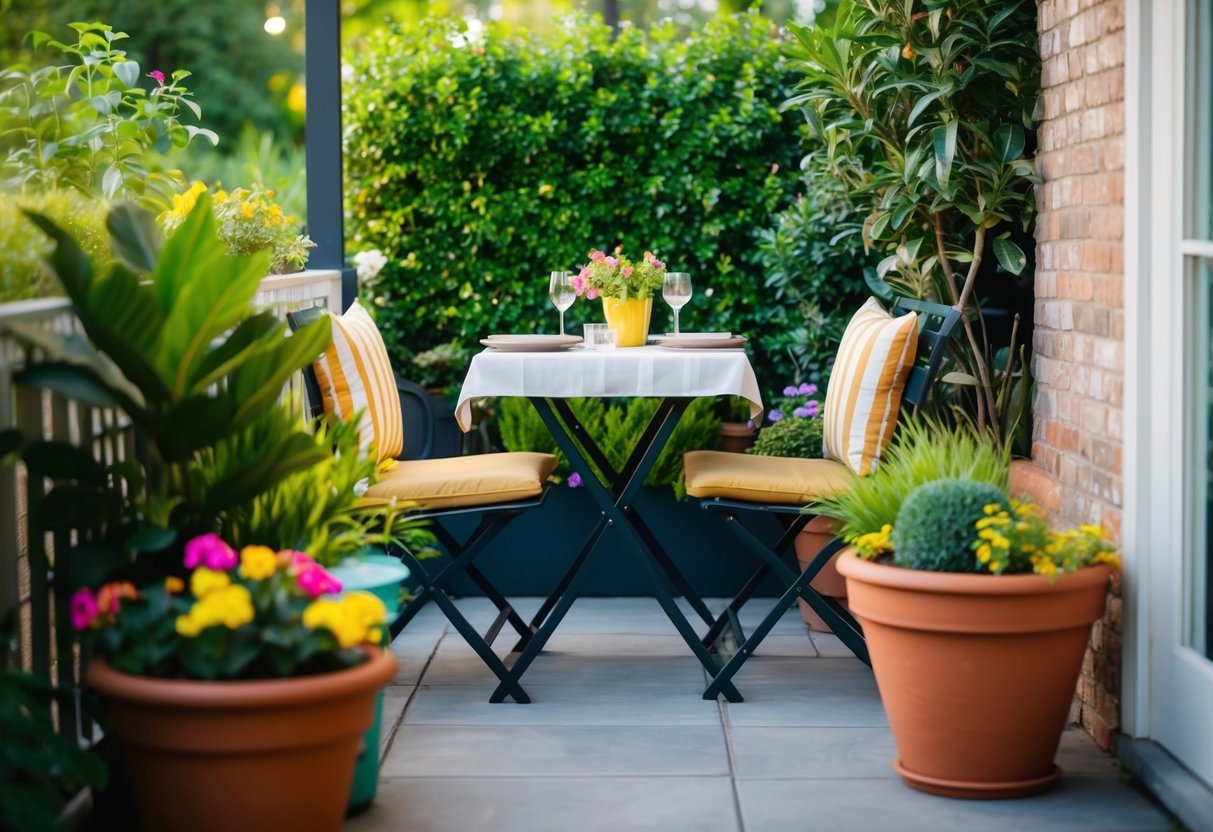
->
490 397 743 704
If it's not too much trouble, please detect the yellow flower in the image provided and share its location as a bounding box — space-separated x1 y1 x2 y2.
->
239 545 278 580
982 503 1001 515
214 189 228 203
175 614 202 637
190 567 231 598
240 202 256 220
302 592 387 648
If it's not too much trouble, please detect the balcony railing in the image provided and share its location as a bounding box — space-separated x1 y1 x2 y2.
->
0 268 341 742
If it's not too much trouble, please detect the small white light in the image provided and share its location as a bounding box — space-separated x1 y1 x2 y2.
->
264 16 286 35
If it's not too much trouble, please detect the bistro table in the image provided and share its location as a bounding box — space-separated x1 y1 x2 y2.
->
456 343 763 702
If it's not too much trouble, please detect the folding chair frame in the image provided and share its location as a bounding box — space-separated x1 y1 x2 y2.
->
694 297 962 701
286 305 550 703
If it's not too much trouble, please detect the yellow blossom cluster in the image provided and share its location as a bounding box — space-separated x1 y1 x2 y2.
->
850 523 894 560
302 591 388 648
974 502 1120 577
238 545 278 580
175 568 255 637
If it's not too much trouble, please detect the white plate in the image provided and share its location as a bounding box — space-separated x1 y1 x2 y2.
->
654 334 748 349
648 331 732 342
481 334 583 352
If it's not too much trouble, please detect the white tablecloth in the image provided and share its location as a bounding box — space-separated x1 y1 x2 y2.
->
455 345 764 431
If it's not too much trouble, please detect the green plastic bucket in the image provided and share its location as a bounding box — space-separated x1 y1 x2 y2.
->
329 552 410 815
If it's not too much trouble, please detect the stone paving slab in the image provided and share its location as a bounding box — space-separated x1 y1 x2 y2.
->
354 598 1175 832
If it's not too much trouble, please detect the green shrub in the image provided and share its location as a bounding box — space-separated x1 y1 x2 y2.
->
0 190 109 301
749 416 823 459
813 417 1010 544
497 396 719 497
343 13 811 395
891 479 1008 573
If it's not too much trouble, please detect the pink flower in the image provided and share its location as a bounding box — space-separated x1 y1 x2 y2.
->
652 258 665 270
589 250 605 262
70 588 99 631
184 534 238 571
604 256 619 268
567 472 582 488
622 266 633 277
578 267 590 280
147 69 166 85
572 275 586 295
586 287 599 300
296 562 343 598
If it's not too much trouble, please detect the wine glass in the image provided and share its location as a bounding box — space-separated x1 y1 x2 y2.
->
549 271 575 335
663 271 692 336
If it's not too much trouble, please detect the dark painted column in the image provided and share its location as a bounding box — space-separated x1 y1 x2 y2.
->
304 0 357 310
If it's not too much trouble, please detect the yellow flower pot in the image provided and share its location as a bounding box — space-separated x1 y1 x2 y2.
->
601 296 653 347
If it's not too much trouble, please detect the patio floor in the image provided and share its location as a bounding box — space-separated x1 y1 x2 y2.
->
347 598 1175 832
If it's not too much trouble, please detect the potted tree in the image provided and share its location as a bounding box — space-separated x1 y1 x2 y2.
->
815 421 1119 799
2 198 412 829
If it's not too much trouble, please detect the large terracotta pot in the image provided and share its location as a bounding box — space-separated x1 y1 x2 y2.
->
88 648 397 832
793 516 848 631
836 552 1111 799
602 296 653 347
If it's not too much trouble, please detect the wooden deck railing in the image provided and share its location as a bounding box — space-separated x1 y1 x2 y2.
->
0 268 342 742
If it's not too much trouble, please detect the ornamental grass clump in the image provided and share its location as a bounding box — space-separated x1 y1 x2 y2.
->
71 534 388 680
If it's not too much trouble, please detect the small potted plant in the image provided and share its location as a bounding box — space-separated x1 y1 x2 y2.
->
717 396 758 453
573 247 666 346
160 181 315 274
816 420 1120 799
77 536 396 831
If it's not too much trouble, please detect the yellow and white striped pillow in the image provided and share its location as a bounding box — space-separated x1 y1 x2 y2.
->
822 298 919 476
312 300 403 464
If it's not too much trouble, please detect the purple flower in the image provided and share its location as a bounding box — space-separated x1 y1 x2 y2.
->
799 382 818 396
568 472 583 488
183 533 238 571
805 401 821 417
768 409 783 423
147 69 166 85
792 406 811 418
782 385 798 397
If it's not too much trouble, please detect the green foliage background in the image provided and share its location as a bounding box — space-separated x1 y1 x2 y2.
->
343 12 862 395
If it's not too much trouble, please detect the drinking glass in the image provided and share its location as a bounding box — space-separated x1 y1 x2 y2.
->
549 271 575 335
663 271 692 336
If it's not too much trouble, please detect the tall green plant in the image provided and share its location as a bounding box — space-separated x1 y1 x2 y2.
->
784 0 1040 449
0 21 217 209
0 195 332 583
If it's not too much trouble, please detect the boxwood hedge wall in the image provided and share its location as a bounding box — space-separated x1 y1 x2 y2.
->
343 13 853 394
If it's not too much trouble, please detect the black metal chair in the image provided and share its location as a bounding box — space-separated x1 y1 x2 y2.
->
287 305 556 703
682 297 961 700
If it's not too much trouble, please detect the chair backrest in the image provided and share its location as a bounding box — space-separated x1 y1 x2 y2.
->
286 305 328 421
890 296 962 413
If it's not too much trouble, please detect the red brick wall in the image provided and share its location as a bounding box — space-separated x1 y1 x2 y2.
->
1031 0 1125 749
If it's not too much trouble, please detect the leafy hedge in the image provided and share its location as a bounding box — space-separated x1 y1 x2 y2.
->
343 12 832 393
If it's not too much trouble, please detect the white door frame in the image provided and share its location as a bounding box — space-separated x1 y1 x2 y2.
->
1123 0 1213 785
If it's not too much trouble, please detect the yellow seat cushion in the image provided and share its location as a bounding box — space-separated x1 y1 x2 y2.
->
683 450 855 504
362 452 557 511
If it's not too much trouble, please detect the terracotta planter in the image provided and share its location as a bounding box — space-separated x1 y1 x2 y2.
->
88 648 397 832
602 296 653 347
836 552 1111 799
793 516 848 631
718 421 758 453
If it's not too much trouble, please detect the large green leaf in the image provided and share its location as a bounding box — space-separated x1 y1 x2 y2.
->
82 265 169 403
197 433 332 520
21 211 92 304
992 237 1027 275
227 319 331 431
156 396 238 463
932 121 957 191
186 313 281 396
992 124 1025 162
107 202 163 274
14 360 142 414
